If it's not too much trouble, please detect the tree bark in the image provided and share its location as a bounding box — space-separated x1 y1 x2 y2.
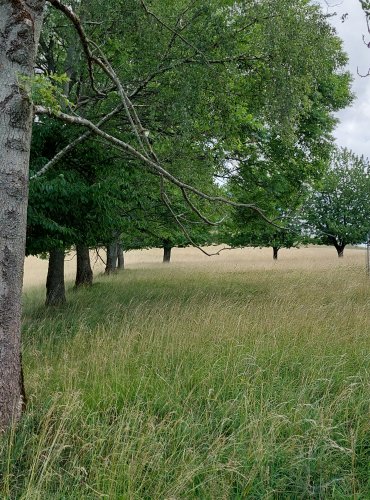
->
46 248 66 306
117 243 125 270
336 245 345 258
105 242 118 274
75 245 93 287
163 239 172 263
333 241 345 258
0 1 45 431
273 247 279 260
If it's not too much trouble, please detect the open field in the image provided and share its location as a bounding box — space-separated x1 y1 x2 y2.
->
23 245 368 289
2 246 369 498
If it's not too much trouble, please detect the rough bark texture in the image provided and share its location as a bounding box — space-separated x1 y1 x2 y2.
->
105 242 118 274
163 239 172 263
117 244 125 270
0 1 45 431
273 247 279 260
75 245 93 287
46 248 66 306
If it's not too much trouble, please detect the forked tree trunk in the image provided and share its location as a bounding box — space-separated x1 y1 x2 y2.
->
0 1 46 430
105 242 118 274
46 248 66 306
75 245 93 287
117 244 125 270
273 247 279 260
163 239 172 263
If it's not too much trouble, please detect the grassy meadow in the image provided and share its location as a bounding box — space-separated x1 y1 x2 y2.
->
1 246 369 498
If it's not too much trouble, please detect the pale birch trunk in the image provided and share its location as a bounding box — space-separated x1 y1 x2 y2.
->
0 1 45 431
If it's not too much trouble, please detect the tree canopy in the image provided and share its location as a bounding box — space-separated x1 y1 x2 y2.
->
303 148 370 257
0 0 355 431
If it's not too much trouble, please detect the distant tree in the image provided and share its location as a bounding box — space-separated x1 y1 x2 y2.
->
223 211 301 260
303 148 370 257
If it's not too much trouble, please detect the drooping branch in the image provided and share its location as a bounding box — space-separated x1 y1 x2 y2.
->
160 179 223 257
47 0 103 96
34 105 281 228
180 187 225 226
41 0 284 239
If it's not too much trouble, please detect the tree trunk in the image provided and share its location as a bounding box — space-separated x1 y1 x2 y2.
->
333 241 345 258
46 248 66 306
336 245 345 258
0 2 45 431
75 245 93 287
163 240 172 263
105 242 118 274
117 243 125 270
273 247 279 260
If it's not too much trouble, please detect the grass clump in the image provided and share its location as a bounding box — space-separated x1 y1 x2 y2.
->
1 253 370 498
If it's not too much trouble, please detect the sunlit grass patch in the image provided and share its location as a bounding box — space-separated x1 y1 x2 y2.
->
2 249 369 498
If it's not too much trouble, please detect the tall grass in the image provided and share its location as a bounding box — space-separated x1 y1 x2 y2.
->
1 252 370 498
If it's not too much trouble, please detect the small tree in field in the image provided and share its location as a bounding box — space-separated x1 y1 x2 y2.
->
303 148 370 257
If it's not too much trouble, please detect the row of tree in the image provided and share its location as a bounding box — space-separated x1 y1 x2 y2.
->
223 147 370 260
36 144 370 308
0 0 360 430
25 0 354 304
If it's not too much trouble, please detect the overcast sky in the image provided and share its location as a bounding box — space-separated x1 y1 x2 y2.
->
317 1 370 158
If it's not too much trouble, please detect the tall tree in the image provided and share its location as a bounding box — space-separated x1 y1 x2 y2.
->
303 148 370 257
0 0 46 431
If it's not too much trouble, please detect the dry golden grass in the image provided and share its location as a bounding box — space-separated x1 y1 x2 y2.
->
5 244 368 498
23 245 367 289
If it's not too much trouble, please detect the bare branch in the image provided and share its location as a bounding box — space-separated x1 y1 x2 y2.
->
140 0 209 65
160 179 218 257
47 0 155 157
180 187 225 226
47 0 103 96
34 105 282 229
89 40 154 159
30 104 124 179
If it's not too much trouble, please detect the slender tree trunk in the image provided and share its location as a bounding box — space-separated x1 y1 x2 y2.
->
105 242 118 274
273 247 279 260
117 243 125 270
0 1 45 430
75 245 93 287
163 239 172 263
46 248 66 306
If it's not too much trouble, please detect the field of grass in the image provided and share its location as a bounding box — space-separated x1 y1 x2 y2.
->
2 246 370 498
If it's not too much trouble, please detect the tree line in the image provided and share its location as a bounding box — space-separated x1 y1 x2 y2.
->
0 0 365 431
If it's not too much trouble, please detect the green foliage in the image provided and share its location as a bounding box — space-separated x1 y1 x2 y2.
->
28 0 352 258
303 148 370 252
19 73 73 112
